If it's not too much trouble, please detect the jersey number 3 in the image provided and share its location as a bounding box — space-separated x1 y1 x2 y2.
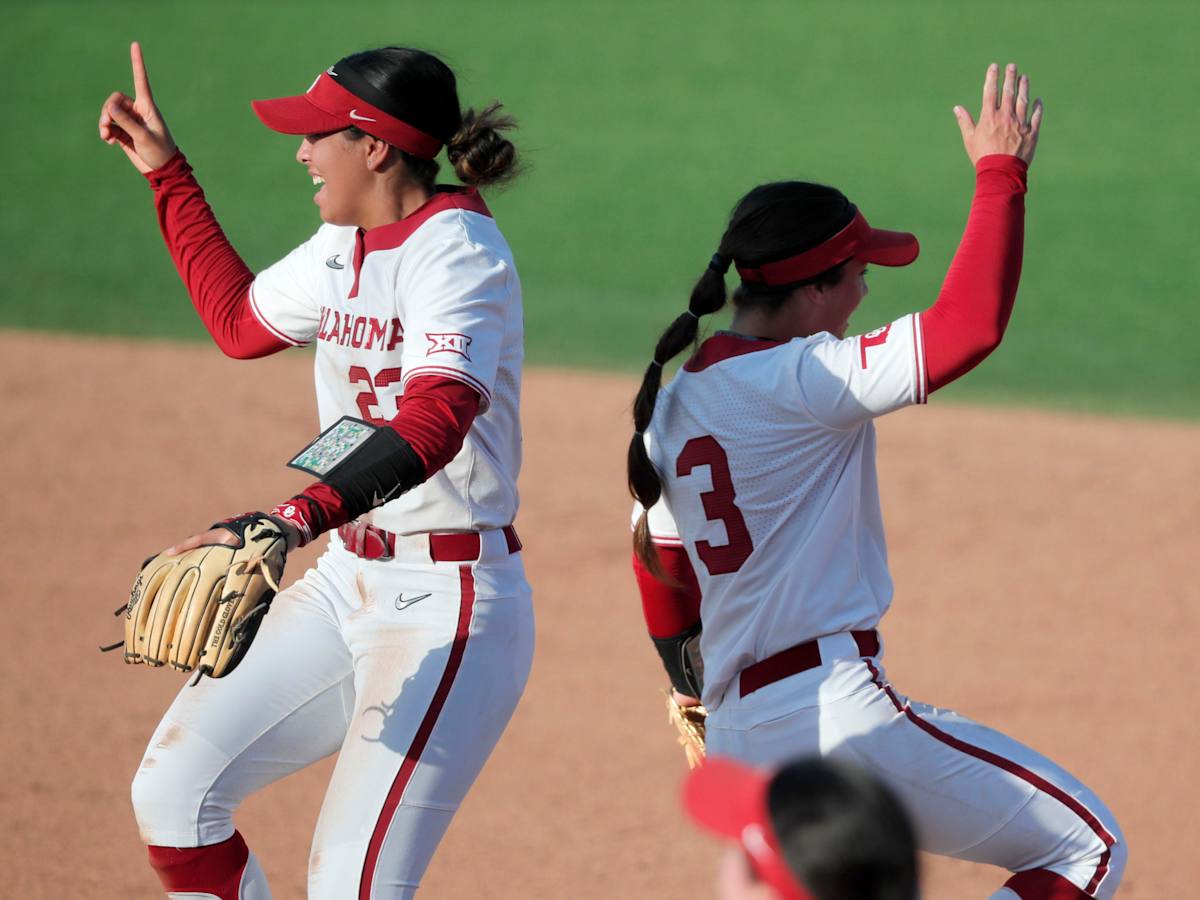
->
676 436 753 575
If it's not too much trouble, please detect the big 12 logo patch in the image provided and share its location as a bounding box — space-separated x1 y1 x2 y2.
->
426 332 472 360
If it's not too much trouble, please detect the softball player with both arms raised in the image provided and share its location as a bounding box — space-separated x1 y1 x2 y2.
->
100 42 532 898
630 64 1127 899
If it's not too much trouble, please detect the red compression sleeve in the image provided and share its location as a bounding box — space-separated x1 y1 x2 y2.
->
274 376 481 543
633 545 702 638
920 154 1029 392
390 375 481 475
144 152 287 359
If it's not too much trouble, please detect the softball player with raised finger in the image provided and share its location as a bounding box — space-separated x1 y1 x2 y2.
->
630 64 1127 899
100 42 532 899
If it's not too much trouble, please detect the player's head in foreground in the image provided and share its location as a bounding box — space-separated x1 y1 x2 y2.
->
627 180 917 570
251 46 519 227
685 757 919 900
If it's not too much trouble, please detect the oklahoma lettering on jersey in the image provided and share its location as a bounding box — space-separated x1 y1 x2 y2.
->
641 319 926 709
247 189 524 535
315 309 404 351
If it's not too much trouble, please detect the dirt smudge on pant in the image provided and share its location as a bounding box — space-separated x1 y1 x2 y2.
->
350 571 375 621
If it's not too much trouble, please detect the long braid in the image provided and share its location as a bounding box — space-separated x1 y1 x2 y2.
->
628 250 731 575
628 181 855 578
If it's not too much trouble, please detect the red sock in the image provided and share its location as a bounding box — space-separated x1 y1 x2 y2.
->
147 830 250 899
1004 869 1089 899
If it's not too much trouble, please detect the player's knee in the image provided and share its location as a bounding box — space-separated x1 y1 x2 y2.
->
131 756 184 842
1072 813 1128 898
130 751 216 845
1069 810 1127 898
1003 807 1127 899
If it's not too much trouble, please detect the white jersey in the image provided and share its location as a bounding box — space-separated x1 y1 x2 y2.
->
249 190 522 535
641 317 927 708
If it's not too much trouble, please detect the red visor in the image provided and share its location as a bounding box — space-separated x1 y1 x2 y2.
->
683 759 813 900
251 71 443 160
736 211 919 286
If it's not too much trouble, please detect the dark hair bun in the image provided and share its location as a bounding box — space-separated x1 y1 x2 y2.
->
447 102 520 189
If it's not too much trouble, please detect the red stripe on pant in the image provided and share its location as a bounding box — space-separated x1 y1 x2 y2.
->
148 830 249 898
358 564 477 899
863 662 1115 896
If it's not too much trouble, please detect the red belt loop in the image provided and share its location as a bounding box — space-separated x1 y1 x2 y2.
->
739 629 880 698
503 525 522 554
851 629 880 658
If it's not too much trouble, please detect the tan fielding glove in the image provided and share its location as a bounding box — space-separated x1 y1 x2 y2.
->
105 514 287 682
665 690 708 769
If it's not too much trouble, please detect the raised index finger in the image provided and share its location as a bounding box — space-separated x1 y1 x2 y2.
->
130 41 154 102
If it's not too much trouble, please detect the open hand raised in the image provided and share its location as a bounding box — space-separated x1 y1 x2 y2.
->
98 42 178 173
954 63 1043 167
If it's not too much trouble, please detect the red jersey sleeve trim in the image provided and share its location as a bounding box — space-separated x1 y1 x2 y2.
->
248 282 308 348
650 535 685 547
401 365 493 409
911 313 928 404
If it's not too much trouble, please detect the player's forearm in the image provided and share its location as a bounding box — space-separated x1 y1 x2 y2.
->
921 154 1028 392
145 152 286 359
269 377 481 544
633 545 705 695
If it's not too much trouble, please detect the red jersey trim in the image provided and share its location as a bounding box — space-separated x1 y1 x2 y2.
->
247 283 308 347
626 518 684 546
402 365 492 404
348 189 492 300
362 188 492 256
348 229 366 300
682 334 784 373
910 314 927 404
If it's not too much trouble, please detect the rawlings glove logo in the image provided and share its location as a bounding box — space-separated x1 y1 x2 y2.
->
127 574 143 618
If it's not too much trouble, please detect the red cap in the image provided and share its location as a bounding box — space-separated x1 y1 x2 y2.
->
736 210 918 287
683 758 813 900
251 68 443 160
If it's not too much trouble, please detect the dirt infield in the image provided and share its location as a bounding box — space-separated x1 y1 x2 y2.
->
3 331 1195 897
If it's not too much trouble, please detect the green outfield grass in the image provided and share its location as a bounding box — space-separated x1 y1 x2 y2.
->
2 0 1197 417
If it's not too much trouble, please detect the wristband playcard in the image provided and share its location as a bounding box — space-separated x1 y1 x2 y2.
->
287 416 378 477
